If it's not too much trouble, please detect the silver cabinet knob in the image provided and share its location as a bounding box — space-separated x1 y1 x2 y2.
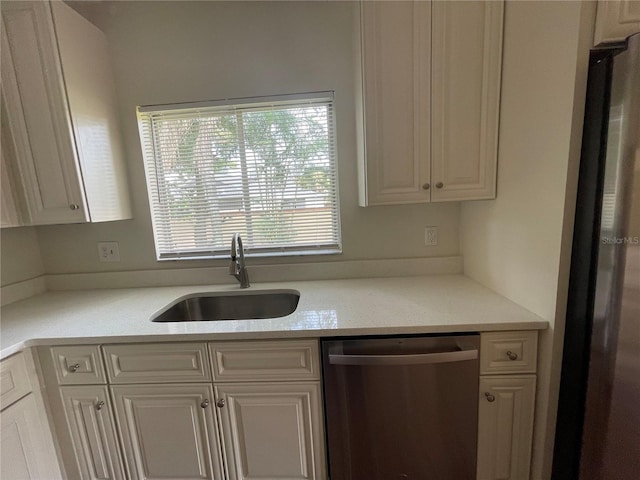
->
422 183 430 190
484 392 496 402
69 203 80 210
216 398 226 408
68 363 81 373
201 399 210 409
95 400 105 411
506 351 519 361
435 182 444 189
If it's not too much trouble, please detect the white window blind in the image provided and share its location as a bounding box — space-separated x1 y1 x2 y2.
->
138 92 341 260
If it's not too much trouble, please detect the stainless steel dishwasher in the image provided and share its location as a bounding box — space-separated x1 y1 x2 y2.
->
322 335 480 480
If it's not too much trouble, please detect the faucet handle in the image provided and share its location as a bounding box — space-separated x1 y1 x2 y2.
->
229 253 239 275
229 233 249 287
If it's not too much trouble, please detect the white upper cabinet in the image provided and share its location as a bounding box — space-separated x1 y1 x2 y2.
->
0 1 131 226
1 123 23 228
594 0 640 46
431 1 503 202
358 0 504 205
1 1 84 225
359 1 431 205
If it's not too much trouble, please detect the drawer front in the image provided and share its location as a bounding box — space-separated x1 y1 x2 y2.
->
210 340 320 382
103 343 211 383
0 352 32 409
480 331 538 374
50 346 106 384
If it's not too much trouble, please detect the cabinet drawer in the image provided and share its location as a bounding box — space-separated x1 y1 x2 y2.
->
210 340 320 382
103 343 211 383
49 346 106 384
480 331 538 374
0 352 32 409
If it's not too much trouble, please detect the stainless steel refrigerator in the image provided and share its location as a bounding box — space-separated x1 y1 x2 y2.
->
553 33 640 479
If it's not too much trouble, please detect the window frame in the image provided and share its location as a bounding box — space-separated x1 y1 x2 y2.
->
137 91 342 261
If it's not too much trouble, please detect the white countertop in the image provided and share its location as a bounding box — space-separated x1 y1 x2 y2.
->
0 275 547 359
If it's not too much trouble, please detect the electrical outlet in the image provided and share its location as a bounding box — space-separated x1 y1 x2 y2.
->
424 227 438 246
98 242 120 262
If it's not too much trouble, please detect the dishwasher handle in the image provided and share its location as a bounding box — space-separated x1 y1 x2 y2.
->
328 347 478 366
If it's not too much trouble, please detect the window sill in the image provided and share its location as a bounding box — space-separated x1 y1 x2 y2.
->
156 248 343 262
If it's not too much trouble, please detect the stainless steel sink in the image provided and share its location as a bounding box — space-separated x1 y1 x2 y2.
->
151 290 300 322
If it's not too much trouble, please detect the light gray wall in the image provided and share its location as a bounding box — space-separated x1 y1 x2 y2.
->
460 1 595 478
0 227 44 286
36 1 460 275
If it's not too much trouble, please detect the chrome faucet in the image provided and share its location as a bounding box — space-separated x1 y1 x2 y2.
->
229 233 250 288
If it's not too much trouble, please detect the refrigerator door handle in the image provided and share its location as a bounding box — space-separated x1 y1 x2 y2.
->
328 348 478 366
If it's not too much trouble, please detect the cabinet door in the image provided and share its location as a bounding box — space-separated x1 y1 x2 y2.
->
0 147 21 227
0 394 60 480
477 375 536 480
216 382 326 480
0 352 32 409
431 1 503 201
111 384 224 480
359 1 431 205
1 94 24 228
594 0 640 45
0 1 86 224
50 1 132 222
60 386 126 480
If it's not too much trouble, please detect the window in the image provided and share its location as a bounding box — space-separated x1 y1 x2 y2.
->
138 92 341 260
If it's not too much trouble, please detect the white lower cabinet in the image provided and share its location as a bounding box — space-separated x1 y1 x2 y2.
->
216 383 326 480
111 384 225 480
41 341 325 480
39 337 538 480
477 331 538 480
59 386 125 480
1 351 61 480
476 376 536 480
0 394 57 479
